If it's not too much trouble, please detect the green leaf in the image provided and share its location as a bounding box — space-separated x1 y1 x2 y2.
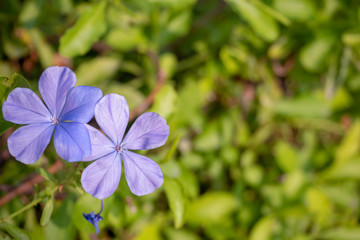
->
160 53 177 80
323 121 360 178
29 28 54 68
157 10 192 47
249 217 276 240
305 188 332 226
244 164 263 187
164 228 201 240
342 29 360 46
0 73 31 103
220 46 241 74
164 177 186 228
2 34 29 60
59 1 107 57
0 230 12 240
149 0 196 9
134 222 161 240
45 197 76 240
54 0 73 14
268 36 293 59
167 11 192 36
273 0 315 21
0 76 10 103
194 121 221 152
320 227 360 240
331 87 353 111
106 83 145 110
282 170 305 199
164 132 182 162
40 195 55 226
181 152 204 170
4 222 30 240
322 185 356 207
252 0 291 26
150 84 178 120
105 27 146 51
37 168 57 183
75 57 120 86
204 221 237 239
274 141 299 172
323 158 360 180
273 96 331 118
0 110 14 136
0 62 13 77
19 0 45 28
226 0 279 42
186 192 238 225
178 166 199 198
300 34 336 72
335 120 360 166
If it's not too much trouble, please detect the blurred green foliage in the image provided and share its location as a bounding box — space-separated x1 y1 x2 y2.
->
1 0 360 239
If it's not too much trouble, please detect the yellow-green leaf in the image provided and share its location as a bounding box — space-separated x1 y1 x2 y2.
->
40 195 55 226
4 222 30 240
59 1 107 57
186 192 238 225
226 0 279 42
164 177 186 228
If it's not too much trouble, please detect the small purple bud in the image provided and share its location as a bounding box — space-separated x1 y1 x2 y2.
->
83 211 103 234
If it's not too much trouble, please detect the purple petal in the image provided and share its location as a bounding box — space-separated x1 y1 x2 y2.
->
94 94 129 145
8 123 54 164
122 150 164 196
81 152 121 199
82 124 115 161
38 66 76 116
2 88 51 124
122 112 170 150
59 86 102 123
54 122 91 162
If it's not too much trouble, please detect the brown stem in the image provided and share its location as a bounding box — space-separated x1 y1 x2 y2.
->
0 160 64 206
0 53 166 207
129 68 166 120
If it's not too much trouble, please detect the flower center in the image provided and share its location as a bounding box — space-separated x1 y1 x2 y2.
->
115 144 123 153
50 115 60 125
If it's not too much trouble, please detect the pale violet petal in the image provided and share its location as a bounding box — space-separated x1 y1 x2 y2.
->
81 152 121 199
8 123 55 164
38 66 76 116
2 88 51 124
82 124 115 161
122 112 170 150
122 150 164 196
94 94 129 145
60 86 102 123
54 122 91 162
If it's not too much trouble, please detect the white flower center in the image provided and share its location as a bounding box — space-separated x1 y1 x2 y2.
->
50 115 60 125
115 144 123 153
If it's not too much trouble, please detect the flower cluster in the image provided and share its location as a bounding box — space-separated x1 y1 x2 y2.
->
2 66 170 234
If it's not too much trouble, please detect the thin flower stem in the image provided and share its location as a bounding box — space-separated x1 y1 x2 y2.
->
0 186 58 222
97 200 104 215
1 198 43 222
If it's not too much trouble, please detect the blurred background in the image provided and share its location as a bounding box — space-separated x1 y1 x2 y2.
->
1 0 360 239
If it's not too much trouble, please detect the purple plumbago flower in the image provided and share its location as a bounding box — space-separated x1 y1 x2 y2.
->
2 66 102 164
81 94 170 199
